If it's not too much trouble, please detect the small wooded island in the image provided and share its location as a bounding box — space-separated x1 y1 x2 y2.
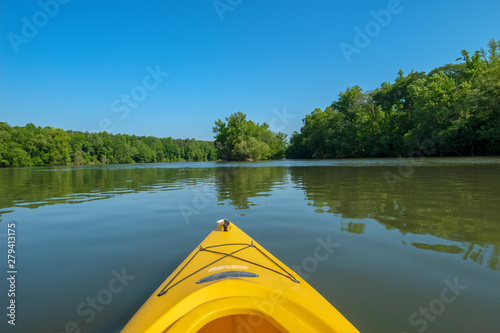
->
1 39 498 167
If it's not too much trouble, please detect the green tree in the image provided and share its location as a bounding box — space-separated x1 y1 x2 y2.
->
0 122 218 167
287 39 500 159
213 112 287 161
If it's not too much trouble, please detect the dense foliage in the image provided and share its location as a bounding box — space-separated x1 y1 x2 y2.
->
0 122 217 167
287 39 500 158
3 40 498 166
213 112 287 161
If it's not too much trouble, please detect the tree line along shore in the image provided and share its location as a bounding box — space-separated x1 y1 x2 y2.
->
0 123 217 167
1 40 498 167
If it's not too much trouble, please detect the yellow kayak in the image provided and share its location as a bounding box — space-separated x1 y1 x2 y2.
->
121 220 359 333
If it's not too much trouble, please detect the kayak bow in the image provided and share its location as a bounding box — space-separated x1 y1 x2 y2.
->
121 220 359 333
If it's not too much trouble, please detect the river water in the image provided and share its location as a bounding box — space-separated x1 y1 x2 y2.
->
0 158 499 333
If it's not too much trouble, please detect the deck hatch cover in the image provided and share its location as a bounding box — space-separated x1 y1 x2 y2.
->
196 270 258 284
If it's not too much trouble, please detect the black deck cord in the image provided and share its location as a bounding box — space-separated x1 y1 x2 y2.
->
157 243 251 296
157 243 299 296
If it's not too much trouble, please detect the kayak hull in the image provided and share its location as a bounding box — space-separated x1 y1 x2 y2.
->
121 222 359 333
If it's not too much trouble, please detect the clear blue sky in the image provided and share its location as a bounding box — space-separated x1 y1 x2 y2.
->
1 0 498 141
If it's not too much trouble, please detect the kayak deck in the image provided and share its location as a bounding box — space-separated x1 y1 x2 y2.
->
157 241 300 296
121 220 359 333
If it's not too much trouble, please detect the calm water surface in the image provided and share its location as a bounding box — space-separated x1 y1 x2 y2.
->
0 158 499 333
